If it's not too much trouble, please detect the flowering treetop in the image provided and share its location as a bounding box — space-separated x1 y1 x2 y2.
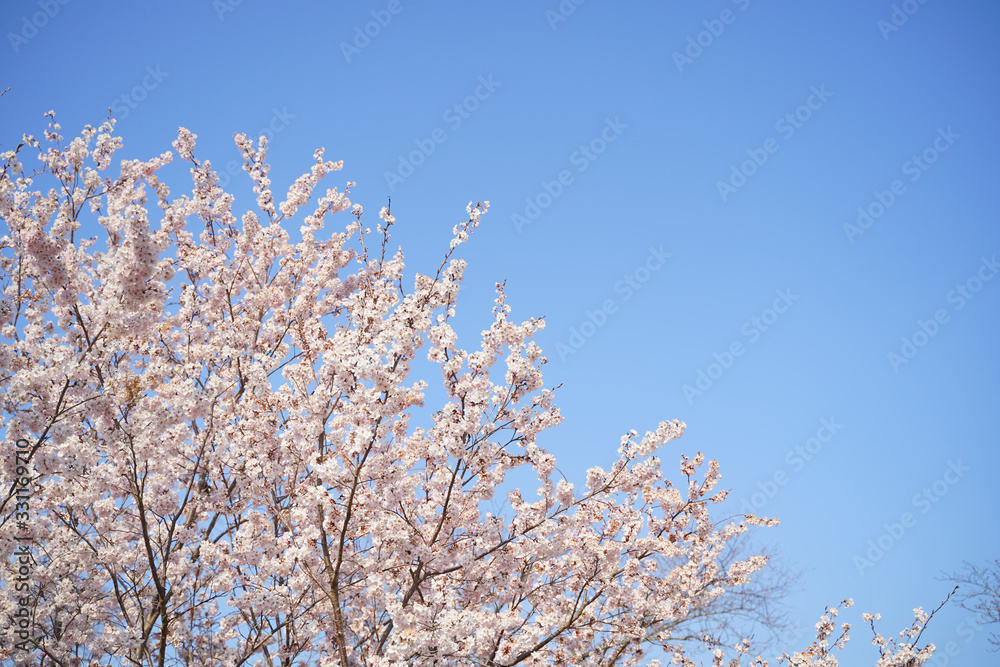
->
0 114 940 666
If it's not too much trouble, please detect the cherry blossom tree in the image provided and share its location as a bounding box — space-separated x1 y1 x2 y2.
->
0 114 943 666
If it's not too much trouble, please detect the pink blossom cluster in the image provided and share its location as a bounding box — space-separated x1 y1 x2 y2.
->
0 117 942 666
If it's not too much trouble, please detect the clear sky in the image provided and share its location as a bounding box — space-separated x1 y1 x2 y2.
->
2 0 998 664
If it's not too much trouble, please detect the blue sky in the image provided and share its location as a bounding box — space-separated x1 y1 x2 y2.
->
2 0 998 663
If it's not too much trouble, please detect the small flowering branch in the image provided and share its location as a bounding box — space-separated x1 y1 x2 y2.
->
864 586 956 667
